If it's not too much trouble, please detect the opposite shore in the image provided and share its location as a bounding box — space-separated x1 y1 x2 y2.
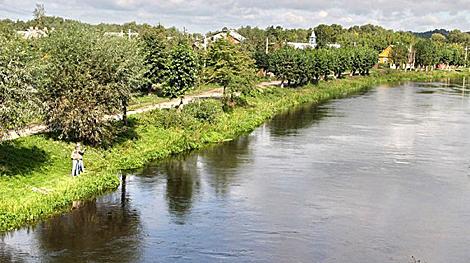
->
1 70 469 233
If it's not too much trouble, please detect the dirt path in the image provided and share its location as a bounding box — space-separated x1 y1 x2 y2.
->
5 81 281 140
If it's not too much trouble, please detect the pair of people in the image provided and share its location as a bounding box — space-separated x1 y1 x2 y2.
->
71 143 86 177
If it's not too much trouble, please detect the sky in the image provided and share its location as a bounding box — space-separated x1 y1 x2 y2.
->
0 0 469 33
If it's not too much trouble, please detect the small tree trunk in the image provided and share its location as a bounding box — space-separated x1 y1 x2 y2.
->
122 99 128 126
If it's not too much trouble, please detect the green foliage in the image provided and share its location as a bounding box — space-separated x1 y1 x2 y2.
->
314 24 344 48
1 70 469 232
431 33 446 43
0 36 41 139
143 108 199 130
37 25 145 145
182 99 223 124
268 46 377 85
140 27 168 89
415 39 438 67
162 43 198 99
205 39 256 99
391 43 409 68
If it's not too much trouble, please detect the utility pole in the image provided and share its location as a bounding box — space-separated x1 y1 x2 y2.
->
265 37 269 54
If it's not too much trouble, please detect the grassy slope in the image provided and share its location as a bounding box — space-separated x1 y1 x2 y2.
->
1 70 469 232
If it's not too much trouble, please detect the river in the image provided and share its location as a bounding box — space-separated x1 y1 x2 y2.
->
1 79 470 263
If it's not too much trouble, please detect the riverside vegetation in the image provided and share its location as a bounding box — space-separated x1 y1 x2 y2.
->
1 7 470 232
1 70 469 232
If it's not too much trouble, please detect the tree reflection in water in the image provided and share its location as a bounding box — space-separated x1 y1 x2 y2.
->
32 175 142 263
161 155 200 224
268 103 332 137
200 136 252 197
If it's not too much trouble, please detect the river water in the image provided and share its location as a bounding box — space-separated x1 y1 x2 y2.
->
2 79 470 263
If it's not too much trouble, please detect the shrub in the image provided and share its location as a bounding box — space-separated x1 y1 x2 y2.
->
182 99 223 123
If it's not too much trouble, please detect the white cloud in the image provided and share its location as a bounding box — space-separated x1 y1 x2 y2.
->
0 0 469 33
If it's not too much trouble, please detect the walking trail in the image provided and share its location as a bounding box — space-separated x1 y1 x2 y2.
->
5 81 281 140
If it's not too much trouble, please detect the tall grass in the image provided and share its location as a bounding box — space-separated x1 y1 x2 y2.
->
0 70 469 232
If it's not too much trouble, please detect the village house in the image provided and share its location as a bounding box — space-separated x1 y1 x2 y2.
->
16 27 51 39
379 45 416 70
209 29 246 44
379 45 393 64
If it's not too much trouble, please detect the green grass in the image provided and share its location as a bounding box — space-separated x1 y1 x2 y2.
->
1 70 469 232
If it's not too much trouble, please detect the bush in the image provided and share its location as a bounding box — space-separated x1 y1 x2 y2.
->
182 99 223 123
143 108 198 130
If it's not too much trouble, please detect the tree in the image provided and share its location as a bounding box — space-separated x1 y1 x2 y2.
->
140 27 168 92
314 24 344 48
431 33 446 43
447 30 470 45
33 3 46 27
268 46 297 85
0 36 40 139
37 25 145 145
205 39 255 99
415 39 438 69
330 48 351 78
391 43 409 69
163 43 198 104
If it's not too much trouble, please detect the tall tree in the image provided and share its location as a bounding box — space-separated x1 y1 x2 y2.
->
163 43 198 104
391 43 409 69
140 27 168 92
33 3 46 27
205 39 255 98
0 36 40 139
38 25 145 145
314 24 344 48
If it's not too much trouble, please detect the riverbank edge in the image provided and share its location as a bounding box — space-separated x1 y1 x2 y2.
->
1 70 469 233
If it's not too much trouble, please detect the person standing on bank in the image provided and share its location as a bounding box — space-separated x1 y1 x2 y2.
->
77 143 86 173
71 144 81 176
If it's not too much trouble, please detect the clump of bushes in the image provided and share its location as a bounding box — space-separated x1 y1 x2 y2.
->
182 99 223 123
141 99 224 130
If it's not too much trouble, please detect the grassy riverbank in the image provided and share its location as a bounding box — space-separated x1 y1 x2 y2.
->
1 70 469 232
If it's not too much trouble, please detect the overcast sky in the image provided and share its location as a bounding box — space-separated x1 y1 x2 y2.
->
1 0 469 33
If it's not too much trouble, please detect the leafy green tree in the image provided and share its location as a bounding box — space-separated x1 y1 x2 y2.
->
431 33 446 43
447 30 470 45
391 43 409 69
205 39 255 97
0 36 40 139
314 49 332 80
268 47 297 85
330 48 351 78
415 39 438 69
314 24 344 48
140 28 168 92
350 47 378 75
163 43 198 104
37 25 144 145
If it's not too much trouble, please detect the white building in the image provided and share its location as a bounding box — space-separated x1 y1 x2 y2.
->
104 29 139 39
287 31 317 49
287 32 341 49
16 27 51 39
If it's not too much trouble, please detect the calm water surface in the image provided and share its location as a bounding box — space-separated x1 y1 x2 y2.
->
2 79 470 263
